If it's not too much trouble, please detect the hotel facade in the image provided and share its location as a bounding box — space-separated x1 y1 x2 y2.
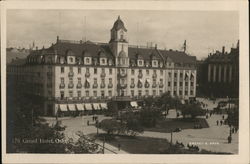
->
7 16 197 116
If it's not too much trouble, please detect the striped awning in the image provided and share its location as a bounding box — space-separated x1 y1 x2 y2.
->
68 104 76 111
93 103 101 110
59 104 68 112
130 101 138 107
100 103 108 109
76 104 84 111
84 103 92 110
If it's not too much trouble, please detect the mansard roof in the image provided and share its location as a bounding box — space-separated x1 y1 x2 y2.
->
128 47 162 60
159 49 196 64
43 41 114 59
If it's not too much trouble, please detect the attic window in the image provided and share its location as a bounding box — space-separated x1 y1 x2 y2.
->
86 58 90 63
102 59 105 64
69 57 73 62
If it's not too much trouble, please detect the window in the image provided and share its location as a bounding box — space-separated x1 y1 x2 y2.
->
108 90 112 97
131 90 134 97
159 90 163 95
93 91 97 97
180 73 183 78
102 68 105 73
153 61 157 65
102 59 105 64
191 82 194 87
179 91 182 95
70 57 73 62
131 78 134 84
138 90 142 96
121 78 125 85
121 34 124 40
86 68 89 73
60 91 64 99
101 78 105 83
109 68 112 74
174 91 177 95
185 82 188 86
160 79 163 84
146 70 149 75
78 67 81 74
168 82 171 86
61 78 64 83
69 67 73 72
109 78 112 83
131 69 135 75
145 90 149 96
190 90 193 95
85 91 89 97
185 91 188 95
153 90 156 96
168 72 171 77
160 70 163 75
86 58 90 63
101 91 105 97
69 91 73 97
180 82 183 86
78 78 81 83
77 91 81 97
94 78 97 84
61 67 64 73
94 68 97 74
153 70 157 74
139 60 143 65
69 77 73 83
139 69 142 74
174 73 177 78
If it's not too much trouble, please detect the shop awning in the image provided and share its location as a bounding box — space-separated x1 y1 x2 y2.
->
130 101 138 107
68 104 76 111
59 104 68 112
84 103 93 111
100 103 108 109
76 104 84 111
93 103 101 110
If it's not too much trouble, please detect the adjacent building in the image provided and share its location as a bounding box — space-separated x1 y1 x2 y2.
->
197 42 239 98
7 16 197 116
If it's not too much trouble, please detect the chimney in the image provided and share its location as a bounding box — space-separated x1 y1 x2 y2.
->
222 46 225 54
57 36 59 43
155 44 157 49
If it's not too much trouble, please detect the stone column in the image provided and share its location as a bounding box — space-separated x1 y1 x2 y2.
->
208 64 211 82
213 64 216 82
224 65 227 82
218 65 222 82
229 65 232 83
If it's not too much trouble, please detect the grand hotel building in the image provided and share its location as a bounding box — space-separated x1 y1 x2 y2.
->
7 16 197 116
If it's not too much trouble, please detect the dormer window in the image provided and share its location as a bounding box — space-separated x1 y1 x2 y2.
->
102 59 105 64
70 57 73 62
86 58 90 63
139 61 142 65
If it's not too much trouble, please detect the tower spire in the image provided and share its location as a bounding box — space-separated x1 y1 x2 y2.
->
183 40 187 53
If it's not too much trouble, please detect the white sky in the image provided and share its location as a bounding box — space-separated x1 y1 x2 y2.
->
7 10 239 60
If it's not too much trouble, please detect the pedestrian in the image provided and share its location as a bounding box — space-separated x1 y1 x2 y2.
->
87 120 89 126
206 115 208 119
210 111 212 117
118 143 121 151
92 116 94 121
222 115 225 120
232 128 235 133
220 120 223 126
216 120 219 126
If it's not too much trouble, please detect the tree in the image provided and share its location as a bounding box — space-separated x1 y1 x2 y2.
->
180 104 206 119
139 106 163 127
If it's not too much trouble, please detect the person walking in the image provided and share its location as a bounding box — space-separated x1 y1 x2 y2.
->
228 135 232 143
222 115 225 120
220 120 223 126
216 120 219 126
118 143 121 151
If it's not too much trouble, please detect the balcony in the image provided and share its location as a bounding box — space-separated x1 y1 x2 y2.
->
76 83 82 89
117 72 127 78
100 83 106 88
159 83 164 88
92 83 98 88
59 83 65 89
152 73 157 78
100 72 106 78
152 83 157 88
138 73 143 78
108 83 113 88
68 71 74 77
85 72 90 78
130 83 135 88
68 83 74 88
117 83 127 89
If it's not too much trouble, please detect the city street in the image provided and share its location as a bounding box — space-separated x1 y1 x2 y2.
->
45 111 238 154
